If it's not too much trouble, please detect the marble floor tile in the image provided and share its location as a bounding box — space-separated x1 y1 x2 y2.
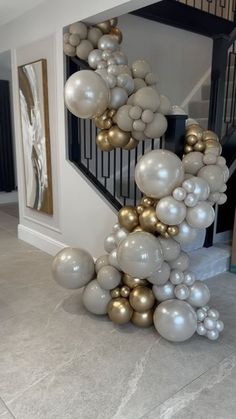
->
0 413 14 419
0 399 8 416
145 352 236 419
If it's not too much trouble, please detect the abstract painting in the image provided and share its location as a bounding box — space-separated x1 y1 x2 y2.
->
18 59 53 214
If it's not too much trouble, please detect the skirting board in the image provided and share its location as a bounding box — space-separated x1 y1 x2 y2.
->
18 224 67 256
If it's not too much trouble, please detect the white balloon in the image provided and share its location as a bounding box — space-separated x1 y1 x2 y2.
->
158 237 181 262
186 201 215 229
173 187 186 201
169 251 190 271
98 34 119 51
147 261 171 285
156 196 186 225
170 269 184 285
187 281 210 307
173 221 198 245
82 279 111 315
152 281 175 301
174 284 190 300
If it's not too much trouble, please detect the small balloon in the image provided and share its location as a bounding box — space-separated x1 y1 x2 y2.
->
152 281 175 302
83 279 111 315
108 298 133 324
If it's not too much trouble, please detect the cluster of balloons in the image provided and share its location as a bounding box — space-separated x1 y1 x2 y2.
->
64 18 171 151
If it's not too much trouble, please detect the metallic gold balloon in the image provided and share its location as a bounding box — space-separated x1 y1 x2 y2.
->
193 141 205 152
96 130 114 151
132 225 144 232
110 287 121 298
110 27 123 44
186 134 197 146
202 130 219 142
139 207 158 233
120 285 130 298
131 309 154 327
109 109 116 118
118 206 139 231
186 124 203 141
103 118 113 129
107 297 133 324
167 226 179 236
110 17 118 28
136 205 145 215
141 196 156 207
108 125 130 148
123 137 139 150
162 231 170 239
156 221 167 234
129 286 155 312
123 273 148 289
205 139 220 149
184 145 193 154
96 21 111 34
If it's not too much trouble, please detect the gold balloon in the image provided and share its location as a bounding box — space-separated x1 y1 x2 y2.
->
108 109 116 118
110 27 123 44
103 118 113 129
162 231 170 239
141 196 156 207
120 285 130 298
110 17 118 28
107 298 133 324
184 145 193 154
156 221 167 234
167 225 179 236
96 20 111 34
186 124 203 141
202 130 219 142
194 140 205 152
139 207 158 233
123 273 148 289
133 225 144 232
110 287 121 298
136 205 145 215
118 206 139 231
108 125 130 148
123 137 139 150
131 309 154 328
186 134 197 146
129 286 155 312
96 130 114 151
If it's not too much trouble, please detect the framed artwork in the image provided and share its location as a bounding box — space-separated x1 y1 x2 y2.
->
18 59 53 215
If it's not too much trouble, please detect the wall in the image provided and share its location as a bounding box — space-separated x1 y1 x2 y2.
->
0 0 213 257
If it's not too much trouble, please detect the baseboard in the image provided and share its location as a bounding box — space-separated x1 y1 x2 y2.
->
0 191 18 204
18 224 67 256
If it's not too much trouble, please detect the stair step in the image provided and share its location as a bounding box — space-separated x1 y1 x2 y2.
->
189 98 234 119
202 81 235 100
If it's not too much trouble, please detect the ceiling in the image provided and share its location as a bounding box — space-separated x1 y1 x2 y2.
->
0 0 46 26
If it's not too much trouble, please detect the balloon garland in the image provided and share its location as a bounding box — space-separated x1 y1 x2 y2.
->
64 18 171 151
60 18 229 342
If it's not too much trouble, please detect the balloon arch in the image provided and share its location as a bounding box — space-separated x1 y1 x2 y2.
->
52 18 228 342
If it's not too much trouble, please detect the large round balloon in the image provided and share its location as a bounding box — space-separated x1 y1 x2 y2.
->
173 221 198 245
186 201 215 229
153 299 197 342
156 196 186 225
52 247 94 289
135 150 184 199
82 279 111 315
117 231 163 279
64 70 109 118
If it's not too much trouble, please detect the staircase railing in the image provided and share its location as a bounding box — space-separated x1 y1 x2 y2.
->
66 56 187 211
177 0 236 22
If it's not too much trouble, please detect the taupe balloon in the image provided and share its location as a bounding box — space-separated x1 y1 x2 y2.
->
158 237 181 262
152 281 175 302
133 78 147 92
76 40 93 61
69 34 80 47
52 247 94 289
87 27 103 47
63 43 76 56
129 286 155 312
169 251 190 271
65 70 109 119
117 231 163 279
156 196 186 226
147 262 171 285
115 105 133 132
97 265 121 290
131 309 154 327
173 221 198 245
198 165 225 192
108 298 133 324
135 150 184 199
133 87 160 112
153 300 197 342
69 21 88 39
186 202 215 229
104 234 116 253
144 113 168 139
182 152 204 175
95 254 109 273
159 95 171 115
187 281 210 307
132 60 151 79
82 279 111 315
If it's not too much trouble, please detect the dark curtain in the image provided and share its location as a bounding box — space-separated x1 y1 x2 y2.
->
0 80 15 192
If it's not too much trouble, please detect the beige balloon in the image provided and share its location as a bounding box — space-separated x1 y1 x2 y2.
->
116 105 133 132
76 40 93 61
156 196 186 226
83 279 111 315
144 113 167 138
133 87 160 112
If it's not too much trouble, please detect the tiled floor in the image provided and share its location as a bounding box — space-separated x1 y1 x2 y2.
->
0 206 236 419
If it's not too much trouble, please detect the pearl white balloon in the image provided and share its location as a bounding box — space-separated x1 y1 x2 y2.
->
97 61 107 69
152 281 175 302
88 49 103 69
187 281 210 307
113 223 121 232
170 269 184 285
184 193 198 207
207 329 219 340
173 221 198 245
108 248 121 271
173 187 186 201
114 228 128 245
196 308 207 321
107 64 131 76
52 247 95 289
156 196 186 225
133 87 160 112
182 152 204 175
197 323 207 335
104 234 116 253
95 254 109 273
174 284 190 300
169 251 190 271
158 237 181 262
117 232 163 279
204 317 216 330
82 279 111 315
207 308 219 320
183 271 196 286
65 70 109 119
147 261 171 285
115 105 133 131
154 300 197 342
109 87 128 109
95 69 116 88
135 149 184 199
144 113 168 139
198 165 225 192
216 320 224 332
186 201 215 229
97 265 121 290
132 60 151 79
98 34 119 51
112 51 128 65
76 40 93 60
117 74 135 95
